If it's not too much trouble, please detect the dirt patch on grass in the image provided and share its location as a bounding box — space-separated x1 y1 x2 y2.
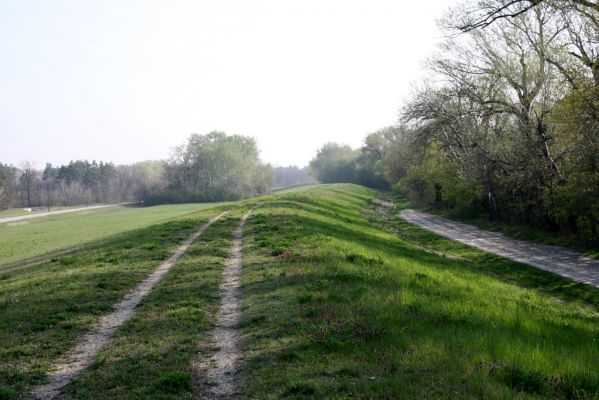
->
29 212 226 400
372 198 395 209
194 210 253 399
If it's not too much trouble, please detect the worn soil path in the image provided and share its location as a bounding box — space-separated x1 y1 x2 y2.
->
399 209 599 288
30 212 226 400
194 210 253 399
0 203 133 224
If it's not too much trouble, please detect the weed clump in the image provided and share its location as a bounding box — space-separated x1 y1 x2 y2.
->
345 253 382 266
284 381 316 396
278 350 299 361
494 365 599 398
553 373 599 400
153 371 192 394
498 364 545 394
0 386 16 400
58 257 77 266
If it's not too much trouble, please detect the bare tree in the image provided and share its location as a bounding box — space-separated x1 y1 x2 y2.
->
19 161 38 208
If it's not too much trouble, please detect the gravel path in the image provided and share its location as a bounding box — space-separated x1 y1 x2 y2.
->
30 212 227 400
399 209 599 288
0 203 133 224
195 210 253 399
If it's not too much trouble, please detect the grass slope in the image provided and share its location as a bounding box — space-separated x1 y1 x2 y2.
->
59 213 246 399
0 206 227 399
240 184 599 399
272 184 323 194
1 184 598 399
0 203 220 266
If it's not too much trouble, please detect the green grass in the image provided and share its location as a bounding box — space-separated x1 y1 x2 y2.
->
239 184 599 398
0 203 220 266
272 184 323 194
0 206 251 399
58 213 243 399
0 207 224 396
1 184 598 399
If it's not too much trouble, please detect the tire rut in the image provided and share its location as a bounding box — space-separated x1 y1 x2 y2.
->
194 209 253 399
29 212 227 399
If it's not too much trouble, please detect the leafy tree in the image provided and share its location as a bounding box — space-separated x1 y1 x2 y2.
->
274 166 314 188
147 131 273 204
309 143 358 184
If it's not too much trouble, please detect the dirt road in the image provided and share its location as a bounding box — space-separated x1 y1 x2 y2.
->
399 209 599 288
0 203 133 224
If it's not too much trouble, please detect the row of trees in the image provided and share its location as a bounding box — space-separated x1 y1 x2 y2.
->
311 0 599 241
0 160 166 209
273 165 314 188
309 142 389 189
1 132 275 209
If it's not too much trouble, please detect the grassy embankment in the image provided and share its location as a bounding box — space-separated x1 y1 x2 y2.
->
239 185 599 399
0 203 220 267
0 204 233 399
0 184 598 399
272 184 323 194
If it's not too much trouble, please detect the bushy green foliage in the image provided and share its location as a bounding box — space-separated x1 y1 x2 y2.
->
309 142 388 189
145 131 274 204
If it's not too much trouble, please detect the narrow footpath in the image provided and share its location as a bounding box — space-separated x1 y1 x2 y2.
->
399 209 599 288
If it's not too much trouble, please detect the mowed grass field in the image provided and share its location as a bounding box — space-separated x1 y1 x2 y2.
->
0 203 221 266
0 184 598 399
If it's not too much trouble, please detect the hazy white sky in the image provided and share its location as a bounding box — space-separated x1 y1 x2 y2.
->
1 0 458 168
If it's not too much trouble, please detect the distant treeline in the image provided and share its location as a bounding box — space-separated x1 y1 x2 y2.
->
273 165 314 188
0 132 277 209
0 159 167 209
310 0 599 242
